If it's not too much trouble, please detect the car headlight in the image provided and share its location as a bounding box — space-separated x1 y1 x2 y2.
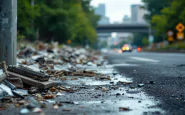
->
122 47 126 50
126 47 129 50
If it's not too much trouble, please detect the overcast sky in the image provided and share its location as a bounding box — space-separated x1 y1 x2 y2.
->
91 0 143 23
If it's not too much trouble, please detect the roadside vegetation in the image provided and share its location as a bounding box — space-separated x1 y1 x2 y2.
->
132 0 185 49
17 0 100 47
160 42 185 50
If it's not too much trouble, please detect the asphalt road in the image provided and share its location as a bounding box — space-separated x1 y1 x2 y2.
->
107 52 185 115
1 52 185 115
0 60 165 115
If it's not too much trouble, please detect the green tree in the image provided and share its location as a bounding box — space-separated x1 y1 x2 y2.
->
142 38 149 46
132 33 148 47
142 0 173 22
18 0 99 47
151 0 185 41
81 0 100 28
142 0 173 42
18 0 40 40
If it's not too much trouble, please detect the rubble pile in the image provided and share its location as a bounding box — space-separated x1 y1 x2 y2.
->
0 42 164 114
0 42 109 113
15 42 107 81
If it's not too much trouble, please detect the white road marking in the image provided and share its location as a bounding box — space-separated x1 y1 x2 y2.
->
112 63 140 67
130 57 160 63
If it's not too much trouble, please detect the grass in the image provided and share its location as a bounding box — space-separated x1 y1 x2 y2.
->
160 42 185 50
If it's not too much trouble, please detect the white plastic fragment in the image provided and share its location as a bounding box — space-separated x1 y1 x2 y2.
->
20 108 30 114
33 107 42 113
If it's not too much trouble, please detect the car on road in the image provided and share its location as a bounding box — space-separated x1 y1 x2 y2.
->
122 44 132 52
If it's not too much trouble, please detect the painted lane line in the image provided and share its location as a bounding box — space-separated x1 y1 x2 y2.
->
130 57 160 63
111 63 140 67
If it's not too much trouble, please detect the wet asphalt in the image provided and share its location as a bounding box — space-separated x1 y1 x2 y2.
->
107 52 185 115
1 52 185 115
0 54 165 115
0 67 163 115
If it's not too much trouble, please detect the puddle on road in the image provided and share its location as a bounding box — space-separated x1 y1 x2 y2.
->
76 65 115 74
51 65 164 114
66 91 164 115
63 77 110 86
62 72 132 86
113 74 132 83
62 65 133 86
78 96 164 115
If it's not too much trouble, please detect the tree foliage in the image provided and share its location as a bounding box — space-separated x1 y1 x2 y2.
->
18 0 99 46
18 0 40 40
142 0 185 42
142 0 173 42
142 0 173 22
132 33 148 47
151 0 185 41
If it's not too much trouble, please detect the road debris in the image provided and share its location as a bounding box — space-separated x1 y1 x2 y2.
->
32 107 42 113
101 87 108 92
20 108 30 114
119 107 131 111
0 42 165 114
117 81 133 85
149 81 155 84
53 104 59 110
138 83 145 87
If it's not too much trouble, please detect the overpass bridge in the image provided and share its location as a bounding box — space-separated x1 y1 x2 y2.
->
96 23 155 33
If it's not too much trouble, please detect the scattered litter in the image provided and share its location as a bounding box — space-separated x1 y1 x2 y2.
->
18 100 26 105
119 107 131 111
117 81 133 85
0 84 13 99
0 42 160 114
44 95 55 99
50 87 56 92
20 108 30 114
0 106 6 111
74 102 79 105
46 100 56 104
116 93 121 96
101 87 108 92
149 81 155 84
138 83 145 87
71 78 78 80
33 107 42 113
28 87 39 94
13 89 28 96
53 104 59 110
56 92 64 96
130 86 135 89
0 69 6 82
25 97 40 108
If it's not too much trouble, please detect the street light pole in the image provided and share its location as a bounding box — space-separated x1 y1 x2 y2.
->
0 0 17 65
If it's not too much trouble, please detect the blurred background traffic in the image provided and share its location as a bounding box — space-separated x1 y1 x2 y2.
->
17 0 185 53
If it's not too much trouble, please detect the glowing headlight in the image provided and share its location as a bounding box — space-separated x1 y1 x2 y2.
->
122 47 126 50
126 47 129 50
